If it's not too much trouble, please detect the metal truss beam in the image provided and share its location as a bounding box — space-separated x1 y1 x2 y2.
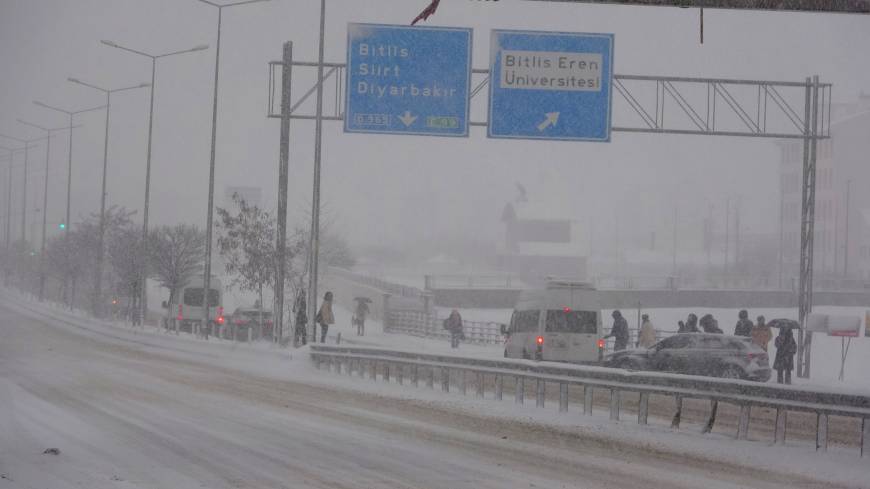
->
521 1 870 14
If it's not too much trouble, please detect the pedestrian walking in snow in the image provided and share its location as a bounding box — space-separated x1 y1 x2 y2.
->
774 327 797 384
443 309 464 348
606 310 629 351
751 315 772 352
293 290 307 347
353 297 370 336
637 313 657 348
734 310 753 337
316 291 334 343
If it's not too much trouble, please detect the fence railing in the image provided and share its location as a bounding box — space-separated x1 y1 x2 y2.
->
424 274 523 290
328 267 423 298
386 308 505 345
310 345 870 457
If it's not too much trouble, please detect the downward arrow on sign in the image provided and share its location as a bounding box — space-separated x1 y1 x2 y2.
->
537 112 560 131
398 111 418 127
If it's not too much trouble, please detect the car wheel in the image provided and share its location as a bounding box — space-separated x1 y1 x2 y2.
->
522 348 530 360
720 365 743 380
503 349 508 358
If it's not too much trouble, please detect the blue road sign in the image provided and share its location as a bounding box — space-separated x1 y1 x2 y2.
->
488 30 614 142
345 23 472 137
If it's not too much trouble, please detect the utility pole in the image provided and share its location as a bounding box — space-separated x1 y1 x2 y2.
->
671 206 677 277
308 0 327 343
778 179 785 289
724 198 730 274
275 41 293 343
734 204 740 269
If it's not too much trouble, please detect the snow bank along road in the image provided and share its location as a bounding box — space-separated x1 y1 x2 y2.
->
0 304 865 489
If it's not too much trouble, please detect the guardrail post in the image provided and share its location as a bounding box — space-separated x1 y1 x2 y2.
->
315 355 322 370
476 372 485 398
736 405 750 440
335 358 342 375
559 383 568 413
411 365 418 387
515 377 524 404
609 389 620 421
396 364 404 385
345 359 353 376
638 392 649 425
427 367 434 389
358 359 365 378
459 370 467 395
248 327 252 342
495 374 503 401
584 386 593 415
384 363 391 383
774 408 787 444
671 396 683 429
369 361 377 381
816 413 828 452
536 380 545 408
862 417 869 457
441 368 449 393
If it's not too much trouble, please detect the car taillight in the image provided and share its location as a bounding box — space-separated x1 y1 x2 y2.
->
536 336 544 346
597 339 605 349
216 307 225 325
177 304 183 321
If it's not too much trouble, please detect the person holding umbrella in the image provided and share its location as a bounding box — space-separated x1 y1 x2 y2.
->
353 297 371 336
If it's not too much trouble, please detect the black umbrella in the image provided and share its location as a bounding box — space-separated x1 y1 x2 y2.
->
768 318 800 330
354 297 373 304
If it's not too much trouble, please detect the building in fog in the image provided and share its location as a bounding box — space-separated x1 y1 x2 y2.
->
779 93 870 281
499 200 586 281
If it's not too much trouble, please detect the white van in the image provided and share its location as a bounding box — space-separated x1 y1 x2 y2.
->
502 281 605 364
162 276 224 332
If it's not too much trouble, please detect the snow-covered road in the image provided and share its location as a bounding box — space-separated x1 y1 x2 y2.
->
0 304 863 489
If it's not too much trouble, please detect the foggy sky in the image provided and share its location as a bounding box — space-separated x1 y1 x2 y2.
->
1 0 868 259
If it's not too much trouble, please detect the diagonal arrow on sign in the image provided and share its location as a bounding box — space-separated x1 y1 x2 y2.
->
537 112 560 131
398 111 418 127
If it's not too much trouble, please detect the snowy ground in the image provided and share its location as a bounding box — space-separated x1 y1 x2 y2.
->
1 289 869 488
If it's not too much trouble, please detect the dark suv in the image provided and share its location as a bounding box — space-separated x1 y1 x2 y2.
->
604 333 772 382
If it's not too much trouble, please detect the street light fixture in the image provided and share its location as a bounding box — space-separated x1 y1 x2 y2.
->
194 0 271 336
67 77 150 316
100 38 209 325
17 118 76 301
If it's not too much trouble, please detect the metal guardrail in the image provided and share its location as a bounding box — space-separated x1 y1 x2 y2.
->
310 345 870 457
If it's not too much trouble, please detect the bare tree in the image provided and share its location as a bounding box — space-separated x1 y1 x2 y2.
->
148 224 206 309
217 194 276 339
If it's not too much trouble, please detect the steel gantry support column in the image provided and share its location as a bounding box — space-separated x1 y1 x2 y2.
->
275 41 293 343
797 76 820 378
308 0 327 343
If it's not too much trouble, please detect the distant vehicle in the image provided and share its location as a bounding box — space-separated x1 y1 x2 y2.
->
229 307 274 341
162 277 224 333
502 281 605 364
604 333 772 382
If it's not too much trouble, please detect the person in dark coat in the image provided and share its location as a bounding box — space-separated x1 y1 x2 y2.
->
678 313 699 333
293 289 307 347
443 309 464 348
773 327 797 384
734 310 753 337
700 314 723 334
606 310 629 351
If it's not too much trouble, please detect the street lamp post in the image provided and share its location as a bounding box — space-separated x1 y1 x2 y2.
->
67 77 150 316
0 146 22 251
99 40 208 326
17 118 76 302
194 0 271 337
33 101 106 308
0 134 44 246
